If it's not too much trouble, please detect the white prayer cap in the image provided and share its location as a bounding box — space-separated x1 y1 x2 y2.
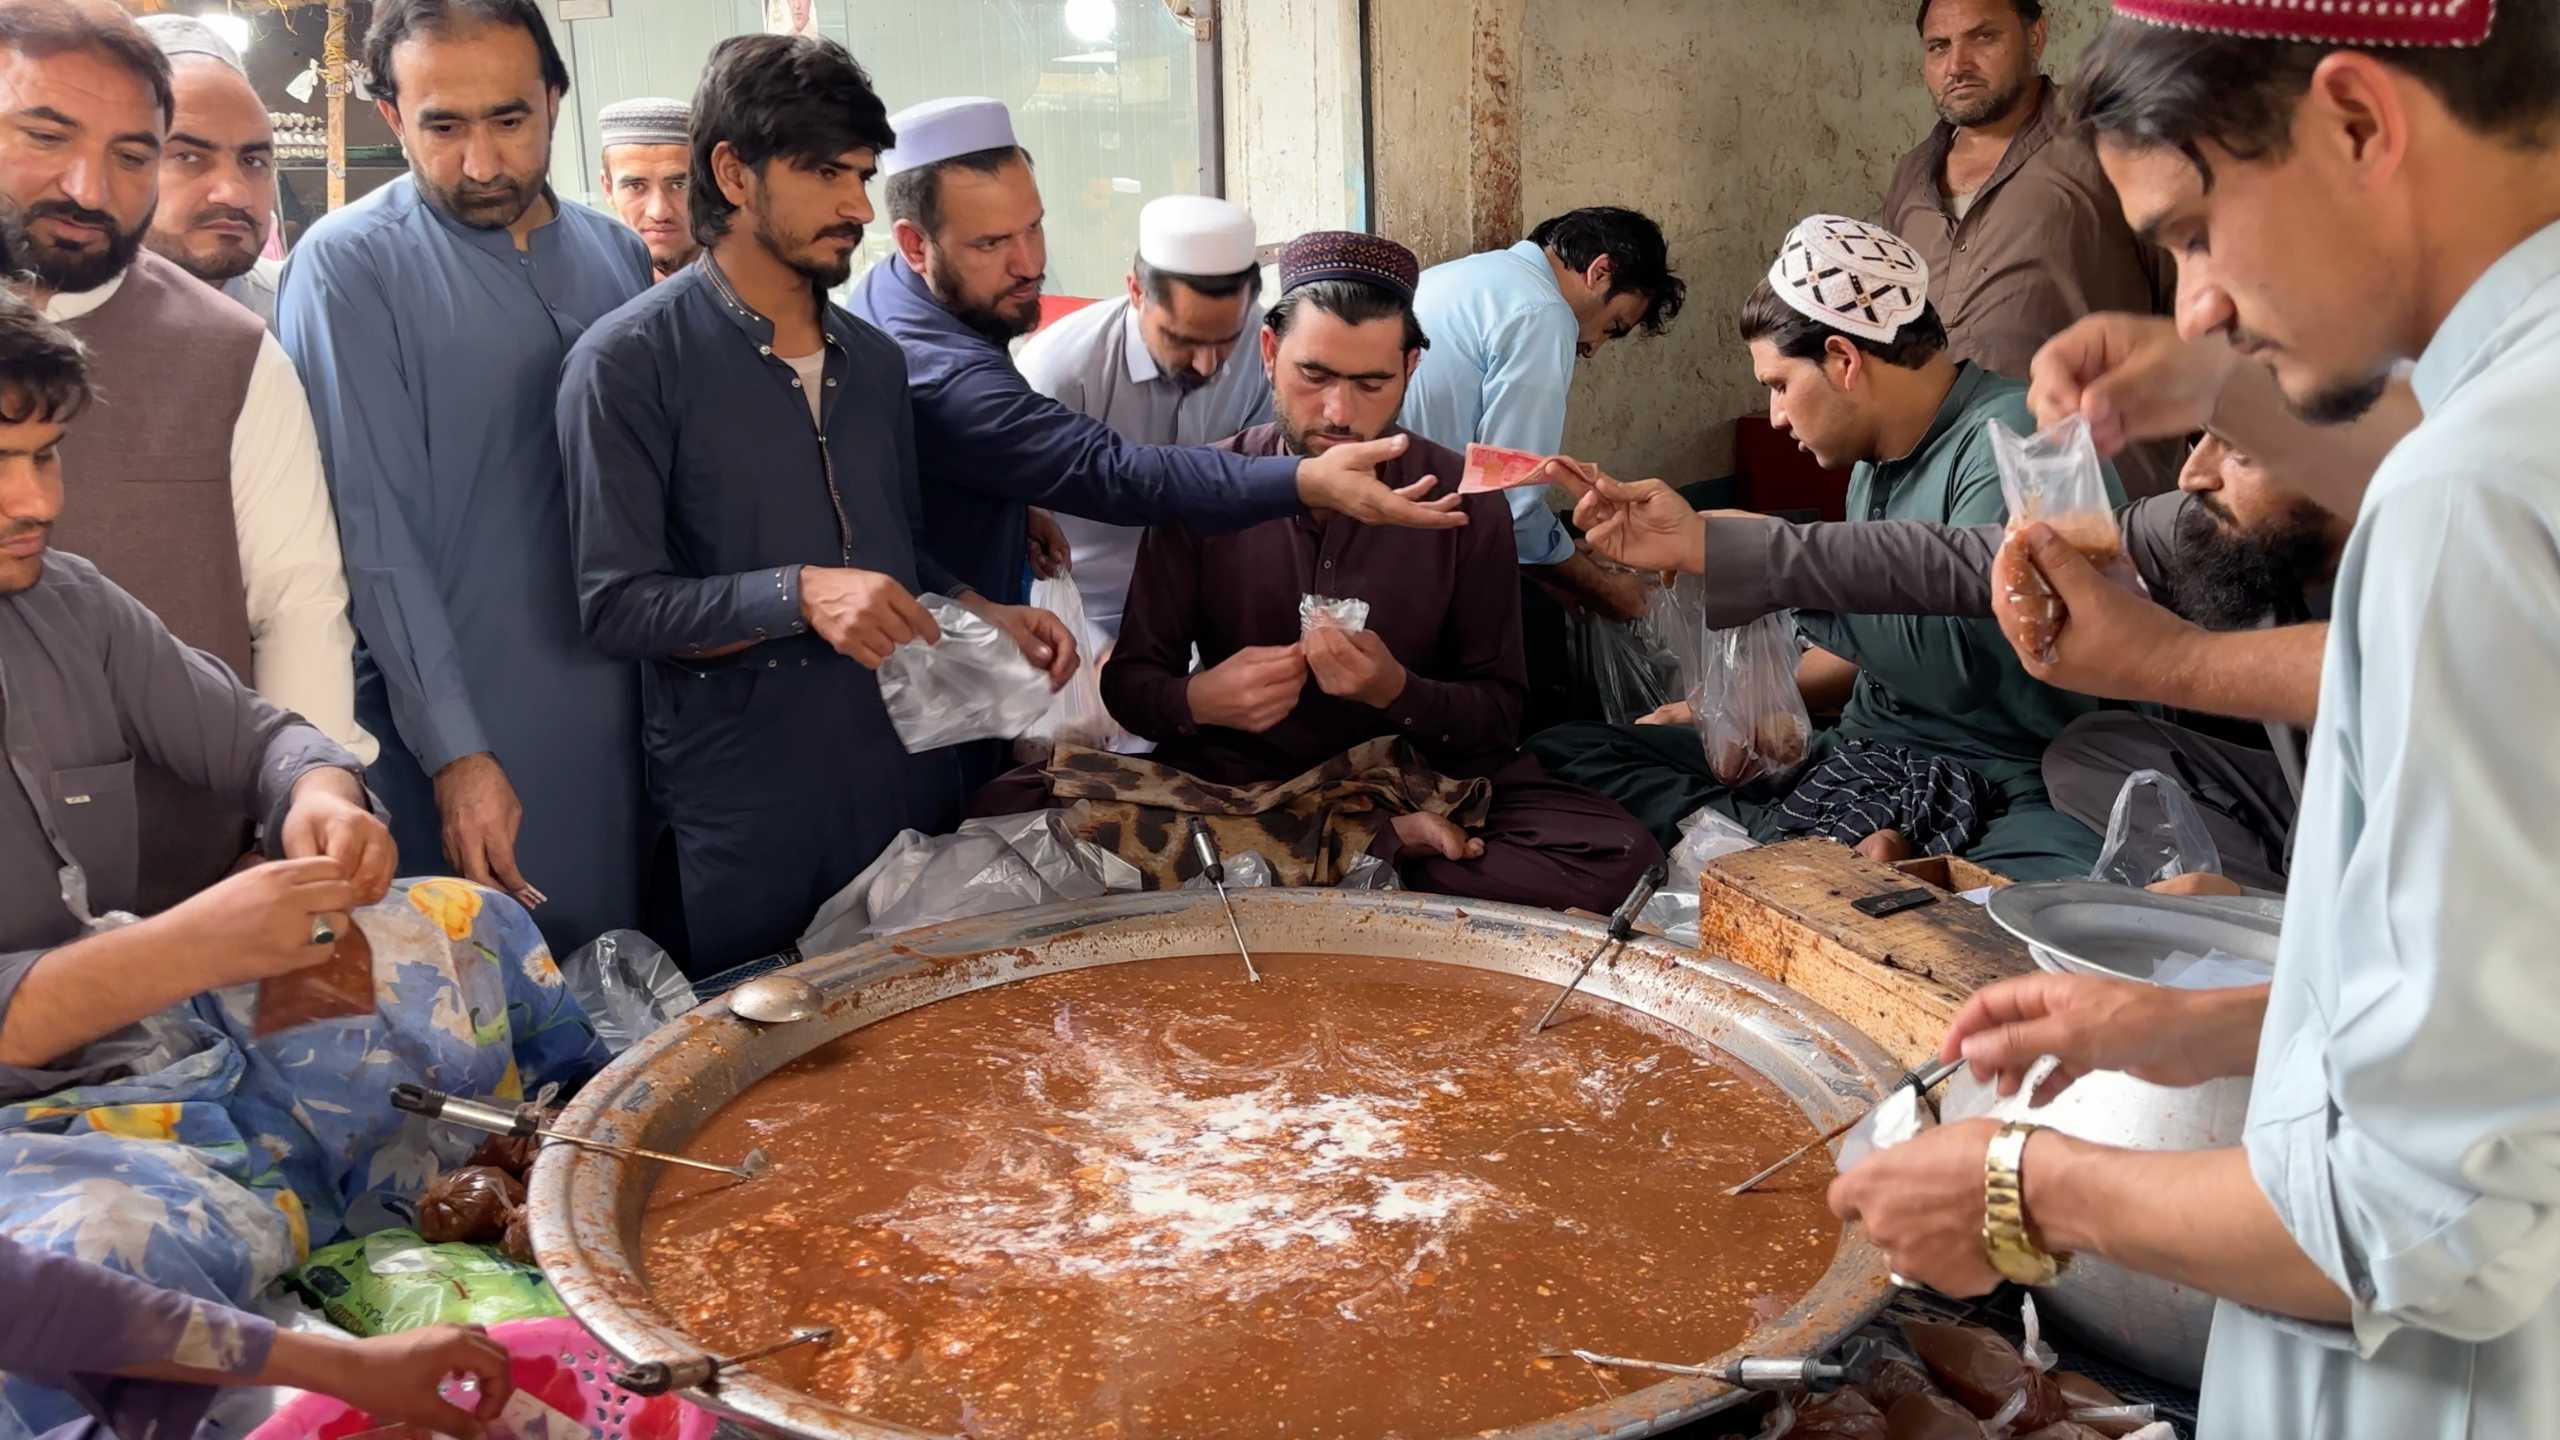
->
1766 215 1930 345
1137 196 1257 277
138 14 245 75
598 97 690 152
879 97 1018 178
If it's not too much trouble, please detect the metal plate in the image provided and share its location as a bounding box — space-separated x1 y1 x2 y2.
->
1986 882 2283 984
525 888 1905 1440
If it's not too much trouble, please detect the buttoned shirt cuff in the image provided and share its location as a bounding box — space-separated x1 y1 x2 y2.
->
1697 515 1789 625
1381 674 1461 749
413 703 493 778
743 565 808 643
1155 677 1202 737
1509 490 1576 567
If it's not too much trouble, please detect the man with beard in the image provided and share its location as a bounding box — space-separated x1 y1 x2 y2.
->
560 35 1078 974
0 0 368 912
134 15 281 329
594 96 696 282
279 0 652 956
1884 0 2180 495
847 97 1463 621
978 231 1661 911
1015 194 1272 646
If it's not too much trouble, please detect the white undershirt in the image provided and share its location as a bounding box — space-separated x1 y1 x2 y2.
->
782 348 826 429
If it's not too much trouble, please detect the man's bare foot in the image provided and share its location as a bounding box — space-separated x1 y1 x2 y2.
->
1392 811 1487 862
1854 828 1916 863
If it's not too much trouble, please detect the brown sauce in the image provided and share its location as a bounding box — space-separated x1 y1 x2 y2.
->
641 953 1841 1439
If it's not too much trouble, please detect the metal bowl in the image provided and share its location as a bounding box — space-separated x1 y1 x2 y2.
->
526 888 1905 1440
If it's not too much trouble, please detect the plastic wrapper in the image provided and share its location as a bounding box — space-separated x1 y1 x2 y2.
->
878 593 1056 752
417 1165 526 1245
2088 768 2223 889
2052 1374 2154 1438
1565 607 1684 726
1987 415 2144 595
557 929 694 1055
1692 610 1813 786
469 1131 541 1178
1883 1392 1985 1440
501 1208 537 1266
1902 1299 2065 1433
1791 1390 1890 1440
1641 804 1758 946
798 809 1143 955
1183 849 1274 891
1864 1358 1941 1415
2015 1427 2110 1440
1834 1068 1934 1175
1299 593 1371 638
254 924 378 1036
286 1229 564 1336
1021 573 1139 754
1337 852 1402 891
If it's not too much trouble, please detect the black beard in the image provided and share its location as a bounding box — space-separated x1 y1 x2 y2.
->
926 246 1037 343
2289 371 2390 426
757 209 858 289
1936 74 2030 129
0 197 149 293
424 172 541 232
149 233 259 285
2163 499 2338 629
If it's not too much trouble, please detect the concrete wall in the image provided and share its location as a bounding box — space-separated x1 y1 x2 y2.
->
1364 0 2104 484
1222 0 1369 250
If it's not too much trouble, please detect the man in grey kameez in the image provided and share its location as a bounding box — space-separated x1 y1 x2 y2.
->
279 0 652 953
1807 4 2560 1437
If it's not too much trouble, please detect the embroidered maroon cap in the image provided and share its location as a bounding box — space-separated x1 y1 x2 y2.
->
1279 231 1421 301
2113 0 2496 46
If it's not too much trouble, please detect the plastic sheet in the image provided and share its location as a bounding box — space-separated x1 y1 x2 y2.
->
1641 805 1757 946
797 809 1144 954
286 1230 564 1337
1987 415 2144 595
1693 610 1813 786
557 930 695 1054
1298 593 1371 637
878 593 1057 752
2088 769 2223 889
1336 853 1403 892
1835 1076 1934 1176
1023 573 1138 753
1565 606 1684 726
1182 850 1275 890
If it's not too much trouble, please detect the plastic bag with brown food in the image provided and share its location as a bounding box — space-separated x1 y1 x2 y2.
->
1862 1357 1941 1414
1691 609 1813 787
2016 1427 2113 1440
469 1132 542 1179
1883 1392 1985 1440
417 1165 527 1245
1898 1320 2067 1430
501 1207 536 1266
1791 1389 1890 1440
1985 414 2145 597
254 924 377 1036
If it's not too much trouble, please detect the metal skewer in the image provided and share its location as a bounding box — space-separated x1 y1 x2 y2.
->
1553 1340 1879 1393
613 1326 835 1396
1186 817 1260 982
1724 1056 1965 1197
1525 862 1667 1036
393 1084 771 1182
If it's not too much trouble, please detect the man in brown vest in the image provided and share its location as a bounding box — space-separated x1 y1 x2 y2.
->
0 0 368 910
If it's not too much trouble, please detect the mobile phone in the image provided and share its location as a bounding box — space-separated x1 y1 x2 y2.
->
1851 887 1939 919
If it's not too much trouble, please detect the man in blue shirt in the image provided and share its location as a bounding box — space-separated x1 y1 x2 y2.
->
560 37 1074 975
846 98 1465 613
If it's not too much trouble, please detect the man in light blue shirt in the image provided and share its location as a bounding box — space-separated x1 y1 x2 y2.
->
1401 207 1684 636
1798 4 2560 1437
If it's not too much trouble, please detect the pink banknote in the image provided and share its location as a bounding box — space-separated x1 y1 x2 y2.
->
1461 443 1567 494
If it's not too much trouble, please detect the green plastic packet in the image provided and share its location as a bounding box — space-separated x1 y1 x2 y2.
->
285 1228 565 1336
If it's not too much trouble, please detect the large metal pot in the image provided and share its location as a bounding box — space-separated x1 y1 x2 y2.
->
527 889 1905 1440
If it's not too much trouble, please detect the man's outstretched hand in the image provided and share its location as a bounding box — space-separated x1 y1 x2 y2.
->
1564 467 1705 578
1296 435 1468 530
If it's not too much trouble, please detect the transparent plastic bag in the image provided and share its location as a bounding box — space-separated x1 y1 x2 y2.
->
1337 852 1403 892
1022 573 1136 753
1182 849 1274 890
557 929 695 1053
2089 768 2223 888
1299 593 1371 637
1833 1076 1933 1175
1642 805 1758 947
1987 415 2144 594
878 593 1057 752
797 809 1144 954
1566 608 1684 725
255 923 379 1035
1692 610 1813 787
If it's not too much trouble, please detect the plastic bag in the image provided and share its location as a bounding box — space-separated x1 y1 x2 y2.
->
416 1165 525 1244
1023 573 1138 753
1337 853 1403 892
1299 593 1371 637
1641 805 1757 946
797 809 1143 955
1987 415 2144 594
286 1229 564 1336
1832 1077 1933 1175
255 924 379 1035
878 593 1057 752
1183 849 1274 890
1565 608 1684 725
557 929 694 1054
1692 610 1813 786
2088 768 2222 888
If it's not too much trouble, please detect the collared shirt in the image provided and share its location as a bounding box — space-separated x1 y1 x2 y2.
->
1882 80 2182 496
43 271 372 764
2196 220 2560 1440
847 255 1302 607
279 177 651 951
1400 240 1583 568
1795 364 2115 804
222 255 282 332
1015 294 1274 641
2 1234 275 1440
0 552 359 1103
1103 423 1524 785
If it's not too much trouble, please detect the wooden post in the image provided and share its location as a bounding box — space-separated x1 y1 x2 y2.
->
322 0 348 210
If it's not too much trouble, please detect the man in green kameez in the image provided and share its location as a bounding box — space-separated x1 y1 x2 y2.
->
1528 215 2120 879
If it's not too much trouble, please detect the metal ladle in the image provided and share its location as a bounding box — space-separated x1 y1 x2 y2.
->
727 973 822 1025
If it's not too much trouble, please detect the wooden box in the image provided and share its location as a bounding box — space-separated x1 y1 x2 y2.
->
1889 854 2014 894
1698 839 2034 1069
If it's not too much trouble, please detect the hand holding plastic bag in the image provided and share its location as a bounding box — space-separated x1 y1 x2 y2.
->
1692 610 1813 786
879 594 1059 752
1022 574 1138 753
2088 768 2222 889
1987 415 2144 595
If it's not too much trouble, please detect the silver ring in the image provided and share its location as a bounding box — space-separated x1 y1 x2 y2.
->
309 916 339 947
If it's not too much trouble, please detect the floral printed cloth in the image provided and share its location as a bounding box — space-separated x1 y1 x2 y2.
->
0 879 605 1440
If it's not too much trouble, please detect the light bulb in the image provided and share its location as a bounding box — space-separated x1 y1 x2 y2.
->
1063 0 1116 46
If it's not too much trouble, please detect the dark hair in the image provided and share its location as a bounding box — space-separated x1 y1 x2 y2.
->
0 1 172 128
688 34 895 245
1133 256 1262 307
362 0 570 113
1527 205 1685 336
1265 279 1428 353
0 288 91 425
1913 0 2042 32
884 145 1033 239
2073 0 2560 182
1736 277 1948 370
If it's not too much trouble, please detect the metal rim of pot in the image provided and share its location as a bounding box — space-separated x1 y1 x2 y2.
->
525 888 1906 1440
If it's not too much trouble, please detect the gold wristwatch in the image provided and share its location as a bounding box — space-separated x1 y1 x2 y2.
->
1983 1121 2071 1286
